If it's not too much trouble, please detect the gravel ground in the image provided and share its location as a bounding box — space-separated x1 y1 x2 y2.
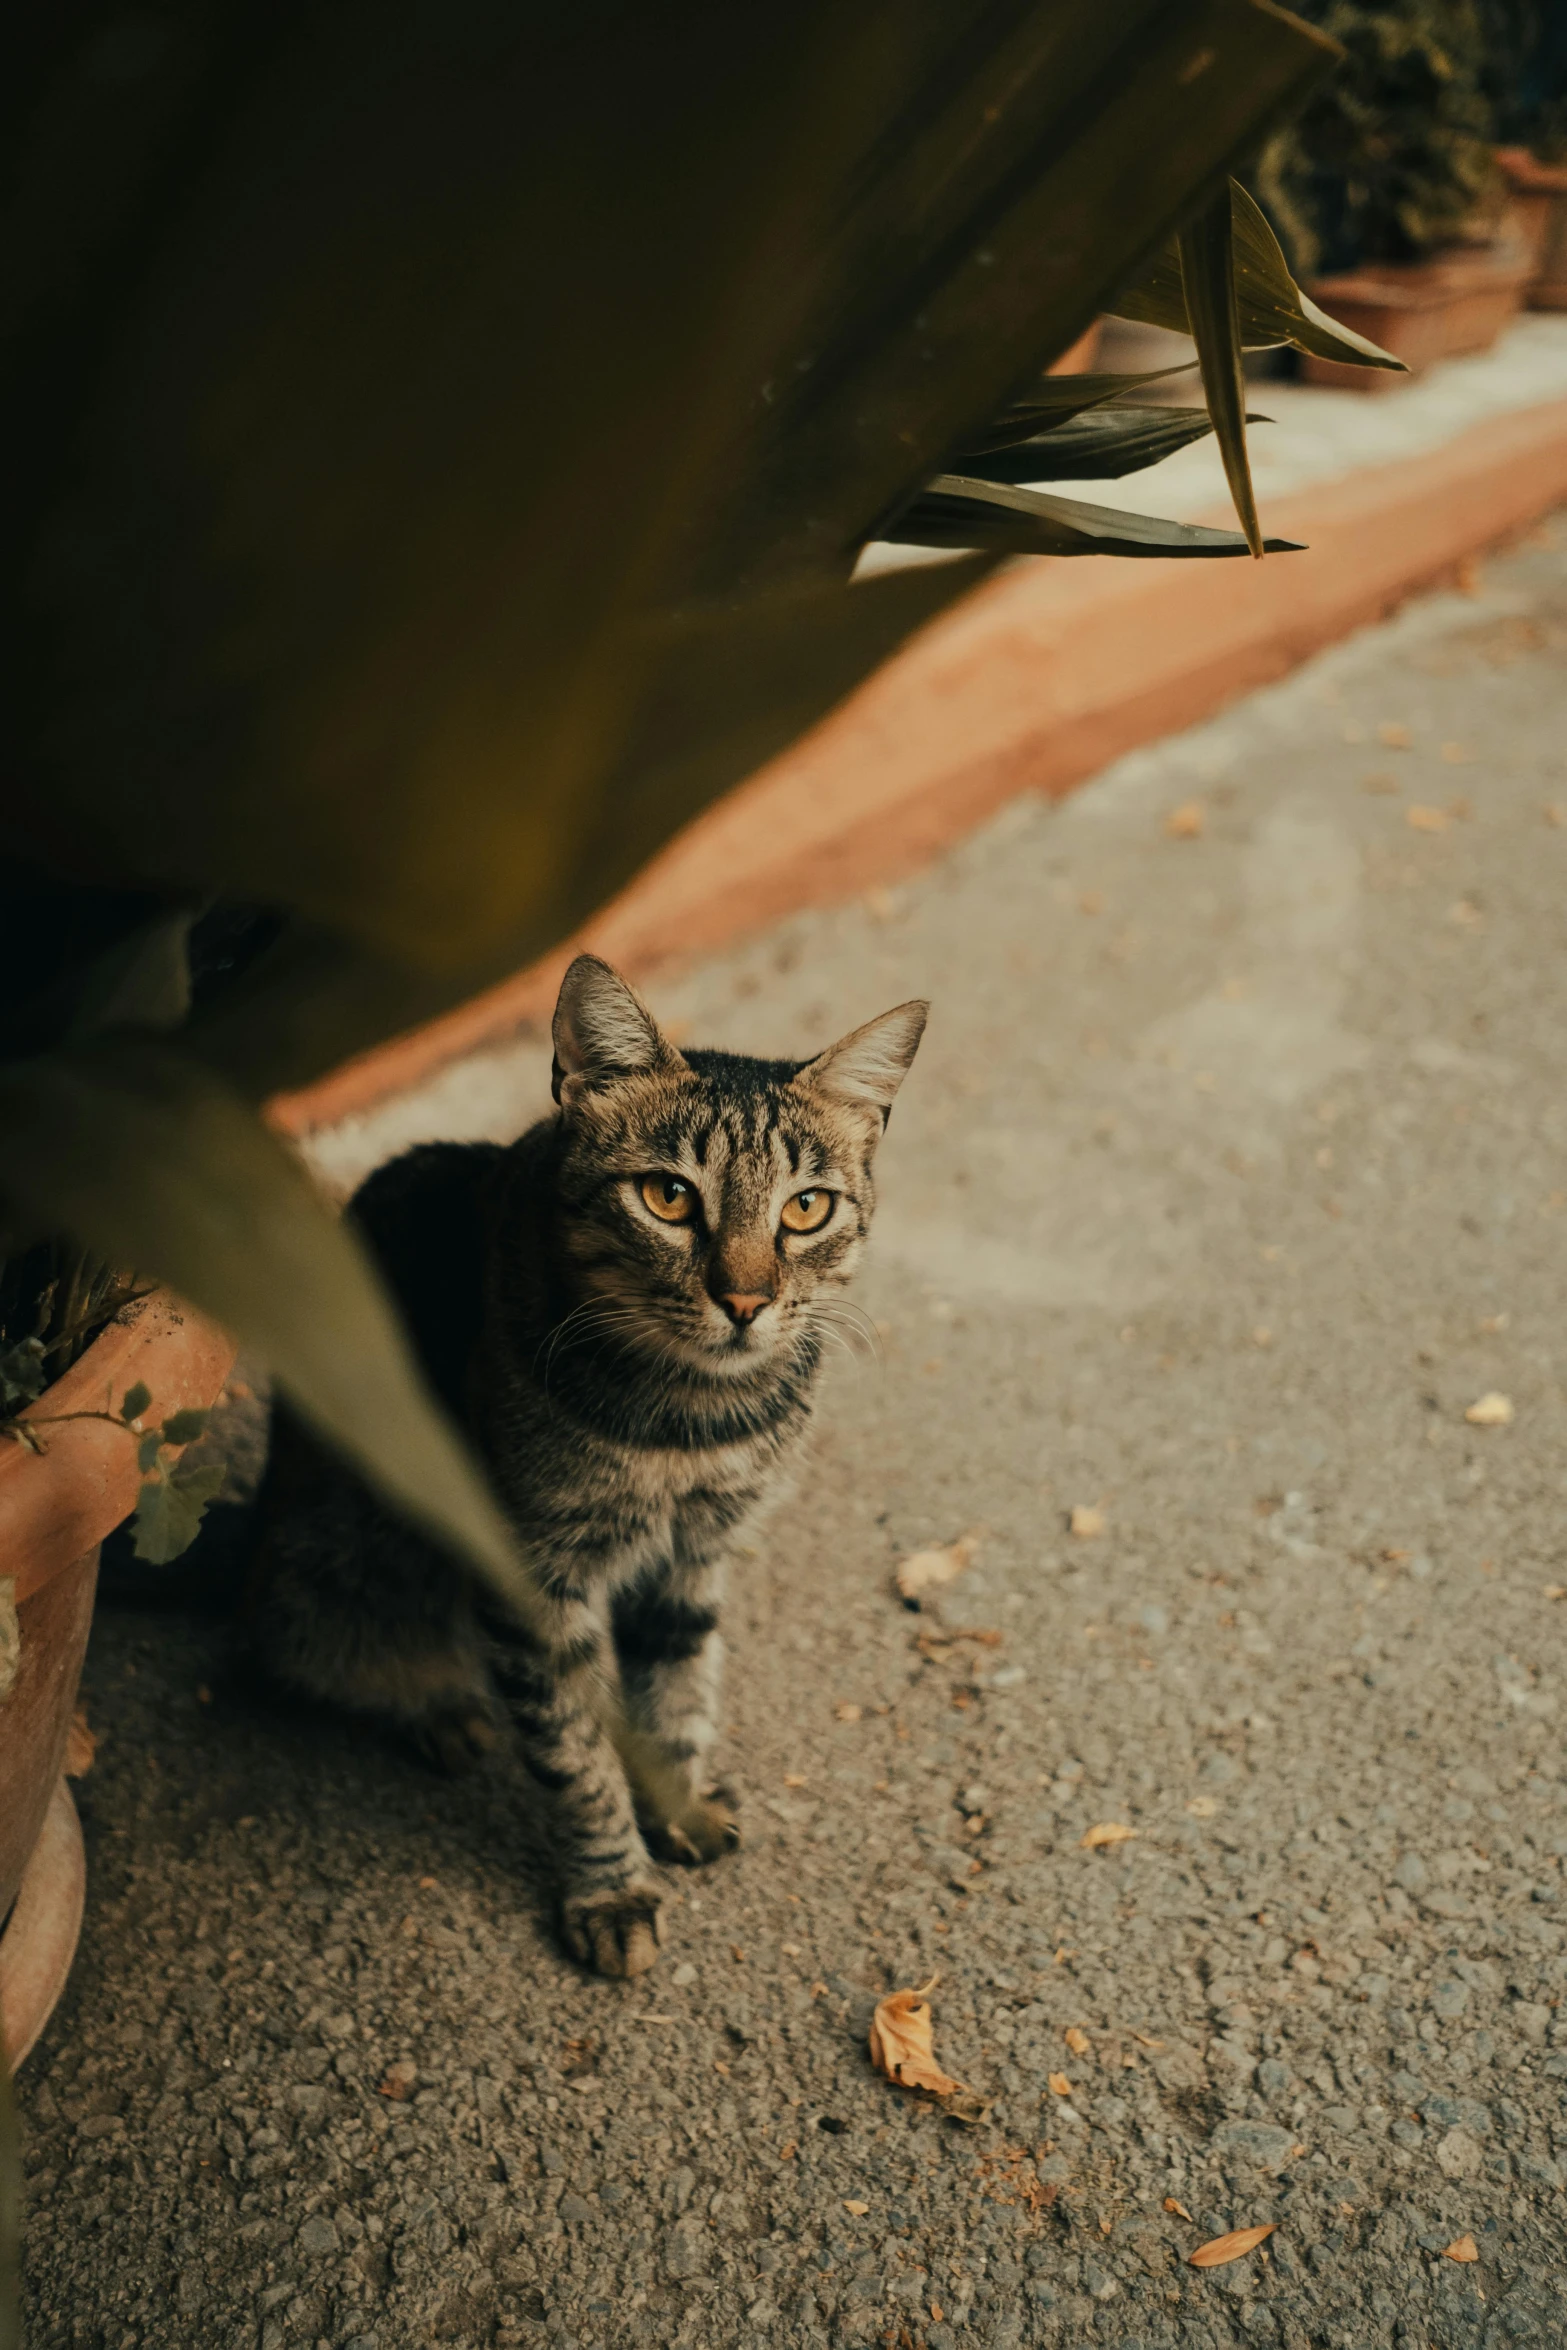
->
20 519 1567 2350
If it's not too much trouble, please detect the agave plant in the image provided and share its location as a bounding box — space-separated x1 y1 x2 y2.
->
0 0 1401 1613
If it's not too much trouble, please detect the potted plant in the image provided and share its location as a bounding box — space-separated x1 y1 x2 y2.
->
1259 0 1531 386
1483 0 1567 306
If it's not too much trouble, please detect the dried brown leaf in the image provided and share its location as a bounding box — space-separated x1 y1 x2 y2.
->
1047 2071 1073 2096
834 1701 863 1722
1164 2196 1194 2220
1081 1821 1137 1850
1406 804 1449 833
1068 1504 1105 1539
843 2200 869 2217
895 1534 980 1607
868 1980 966 2100
1378 721 1411 748
1443 2233 1479 2263
1064 2026 1091 2055
1189 2224 1276 2268
1464 1391 1514 1427
1165 801 1204 839
64 1706 97 1778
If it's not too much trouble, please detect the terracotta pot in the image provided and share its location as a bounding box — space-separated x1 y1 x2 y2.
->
0 1292 231 2065
1301 238 1534 392
1494 147 1567 299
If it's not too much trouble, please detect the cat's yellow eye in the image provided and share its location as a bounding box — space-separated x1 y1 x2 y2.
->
640 1173 697 1224
780 1188 833 1234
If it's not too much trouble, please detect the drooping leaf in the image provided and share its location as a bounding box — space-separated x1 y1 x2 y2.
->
132 1460 228 1564
1178 187 1261 556
1111 177 1405 370
952 406 1236 485
884 476 1303 560
961 367 1202 454
7 1 1338 975
0 1037 528 1604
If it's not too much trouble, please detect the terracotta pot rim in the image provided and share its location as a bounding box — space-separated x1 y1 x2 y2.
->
0 1778 85 2070
1496 145 1567 196
0 1290 233 1605
1311 243 1534 311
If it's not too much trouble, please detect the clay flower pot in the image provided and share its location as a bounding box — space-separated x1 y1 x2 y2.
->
0 1293 231 2066
1300 236 1534 392
1494 148 1567 312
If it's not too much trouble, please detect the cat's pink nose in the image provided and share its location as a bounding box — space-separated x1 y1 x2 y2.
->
718 1290 772 1326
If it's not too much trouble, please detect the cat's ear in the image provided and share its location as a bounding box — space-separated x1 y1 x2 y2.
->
551 954 684 1103
792 1000 928 1122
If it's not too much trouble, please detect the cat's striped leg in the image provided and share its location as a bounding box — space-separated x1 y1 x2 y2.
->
486 1589 665 1977
611 1549 739 1865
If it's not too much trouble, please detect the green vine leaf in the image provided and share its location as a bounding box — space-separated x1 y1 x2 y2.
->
132 1460 227 1564
120 1381 152 1423
135 1430 163 1474
159 1407 210 1447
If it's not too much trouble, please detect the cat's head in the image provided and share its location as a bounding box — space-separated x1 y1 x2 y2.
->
547 954 925 1379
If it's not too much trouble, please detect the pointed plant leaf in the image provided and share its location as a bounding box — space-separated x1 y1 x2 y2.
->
1178 189 1261 557
953 406 1230 485
159 1406 210 1446
0 1037 530 1608
132 1460 228 1564
886 477 1303 560
959 367 1201 452
1111 178 1405 370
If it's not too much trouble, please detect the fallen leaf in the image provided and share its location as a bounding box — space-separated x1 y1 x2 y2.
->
1047 2072 1073 2097
1132 2032 1165 2049
1406 804 1449 833
1189 2224 1276 2268
779 2140 797 2160
1068 1504 1105 1539
64 1706 97 1778
1378 721 1411 748
1164 2196 1194 2221
834 1702 863 1723
868 1979 967 2100
783 1772 808 1788
1465 1391 1514 1427
1064 2026 1091 2056
895 1533 980 1608
1543 1586 1567 1602
843 2200 869 2217
1164 801 1204 839
1442 2233 1479 2263
1081 1822 1137 1850
1545 804 1567 828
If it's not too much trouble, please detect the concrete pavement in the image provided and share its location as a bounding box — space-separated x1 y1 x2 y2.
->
20 518 1567 2350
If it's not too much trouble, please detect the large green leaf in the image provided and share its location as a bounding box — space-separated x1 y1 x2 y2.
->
1179 187 1262 557
1111 178 1406 368
886 475 1303 559
953 405 1233 485
5 0 1338 975
0 1038 531 1608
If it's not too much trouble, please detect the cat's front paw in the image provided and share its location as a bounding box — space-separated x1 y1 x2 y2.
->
643 1788 741 1867
562 1882 666 1978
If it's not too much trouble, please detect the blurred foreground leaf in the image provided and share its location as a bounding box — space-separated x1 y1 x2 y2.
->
0 1040 527 1600
1179 187 1263 554
952 406 1232 485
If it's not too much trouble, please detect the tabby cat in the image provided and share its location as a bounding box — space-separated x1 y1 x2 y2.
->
250 954 925 1976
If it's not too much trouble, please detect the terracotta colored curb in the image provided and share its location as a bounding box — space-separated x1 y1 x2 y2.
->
0 1779 85 2069
274 393 1567 1137
0 1293 235 1605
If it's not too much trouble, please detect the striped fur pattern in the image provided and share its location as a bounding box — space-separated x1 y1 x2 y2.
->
249 955 925 1976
